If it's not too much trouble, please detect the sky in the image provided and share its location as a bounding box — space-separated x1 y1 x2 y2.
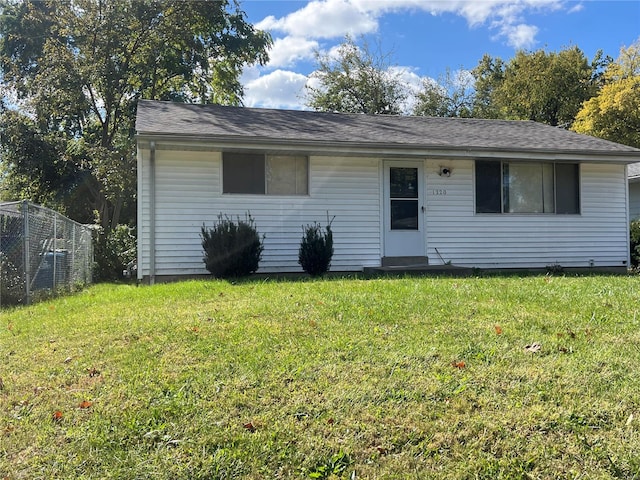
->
239 0 640 111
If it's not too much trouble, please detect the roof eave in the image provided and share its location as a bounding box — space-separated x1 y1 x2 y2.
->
135 132 640 163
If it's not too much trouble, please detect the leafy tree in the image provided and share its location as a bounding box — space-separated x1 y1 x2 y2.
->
470 54 505 119
471 47 606 126
572 39 640 148
413 68 474 117
305 36 407 115
0 0 271 230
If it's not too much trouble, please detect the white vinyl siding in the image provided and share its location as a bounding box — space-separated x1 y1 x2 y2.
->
425 160 629 268
138 149 380 276
629 181 640 221
138 146 632 279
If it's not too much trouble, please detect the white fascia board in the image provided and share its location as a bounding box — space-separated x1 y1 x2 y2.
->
135 134 640 164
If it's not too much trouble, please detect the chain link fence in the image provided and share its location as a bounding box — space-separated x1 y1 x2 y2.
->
0 201 93 307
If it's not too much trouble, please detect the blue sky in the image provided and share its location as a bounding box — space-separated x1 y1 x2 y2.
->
239 0 640 110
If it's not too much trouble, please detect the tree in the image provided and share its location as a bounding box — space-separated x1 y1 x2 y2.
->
572 39 640 148
0 0 271 230
413 68 474 117
471 47 606 126
305 36 407 115
470 54 505 119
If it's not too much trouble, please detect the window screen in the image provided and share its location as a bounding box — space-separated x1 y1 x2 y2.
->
223 152 309 195
223 153 265 194
475 160 502 213
555 163 580 214
266 155 308 195
504 162 554 213
476 160 580 214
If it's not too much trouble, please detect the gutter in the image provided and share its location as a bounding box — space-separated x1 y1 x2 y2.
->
136 133 640 164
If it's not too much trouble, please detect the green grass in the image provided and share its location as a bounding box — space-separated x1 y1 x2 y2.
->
1 275 640 479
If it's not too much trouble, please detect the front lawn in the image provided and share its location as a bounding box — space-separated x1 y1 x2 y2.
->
1 275 640 479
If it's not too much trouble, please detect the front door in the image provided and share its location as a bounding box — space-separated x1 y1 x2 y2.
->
383 161 425 258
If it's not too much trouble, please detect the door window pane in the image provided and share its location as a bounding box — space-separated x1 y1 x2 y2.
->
391 200 418 230
390 167 418 198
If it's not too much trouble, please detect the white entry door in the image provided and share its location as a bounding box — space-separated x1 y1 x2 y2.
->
383 161 425 258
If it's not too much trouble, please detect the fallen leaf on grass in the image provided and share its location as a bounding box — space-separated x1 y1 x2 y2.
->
327 418 335 425
243 422 256 433
524 343 541 353
451 361 466 369
7 323 13 331
87 367 100 377
494 325 503 335
0 377 4 390
78 400 93 409
53 410 63 422
63 356 73 364
626 413 634 426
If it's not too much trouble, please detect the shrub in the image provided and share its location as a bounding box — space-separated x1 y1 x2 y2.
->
298 219 334 277
630 220 640 267
93 224 137 281
201 213 264 278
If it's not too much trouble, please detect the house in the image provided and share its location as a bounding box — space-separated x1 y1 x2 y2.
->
135 100 640 282
629 163 640 221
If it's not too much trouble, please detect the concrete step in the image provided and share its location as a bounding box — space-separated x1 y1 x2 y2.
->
381 256 429 267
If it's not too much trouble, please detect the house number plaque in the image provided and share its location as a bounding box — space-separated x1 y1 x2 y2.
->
431 189 447 196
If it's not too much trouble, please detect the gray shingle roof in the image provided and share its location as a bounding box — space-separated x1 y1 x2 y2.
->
629 163 640 178
136 100 640 156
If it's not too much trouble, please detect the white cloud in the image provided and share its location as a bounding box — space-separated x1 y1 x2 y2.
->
243 69 310 109
267 37 319 69
499 23 539 49
568 3 584 14
257 0 565 49
256 0 378 39
246 0 577 109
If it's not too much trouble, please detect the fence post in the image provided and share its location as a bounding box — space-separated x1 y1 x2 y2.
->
0 208 3 308
22 200 31 305
71 224 76 285
53 212 57 291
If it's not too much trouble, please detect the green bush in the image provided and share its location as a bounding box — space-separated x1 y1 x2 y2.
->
201 213 264 278
298 219 334 277
630 220 640 267
93 224 137 281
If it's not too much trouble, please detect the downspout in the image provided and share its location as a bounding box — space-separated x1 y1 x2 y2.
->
625 163 631 269
149 141 156 285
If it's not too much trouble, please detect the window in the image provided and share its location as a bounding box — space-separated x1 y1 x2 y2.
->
475 160 579 214
223 153 308 195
